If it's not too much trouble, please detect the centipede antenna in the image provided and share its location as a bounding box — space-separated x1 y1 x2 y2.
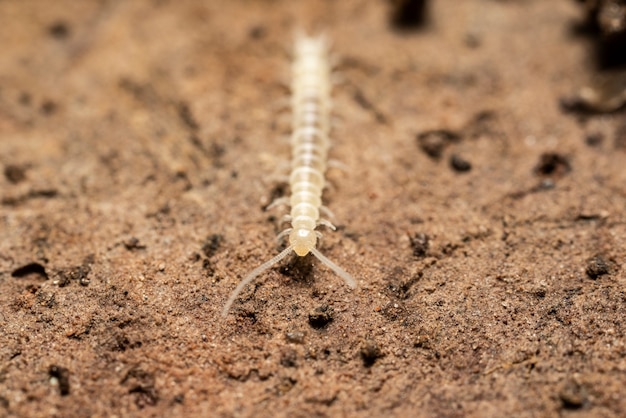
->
310 247 356 289
222 245 295 317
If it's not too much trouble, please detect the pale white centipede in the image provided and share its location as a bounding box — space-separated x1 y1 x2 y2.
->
222 34 356 317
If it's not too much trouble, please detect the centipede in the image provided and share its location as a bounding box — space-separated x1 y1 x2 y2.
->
222 34 356 317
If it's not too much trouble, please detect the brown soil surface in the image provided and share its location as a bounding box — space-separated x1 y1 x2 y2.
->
1 1 625 417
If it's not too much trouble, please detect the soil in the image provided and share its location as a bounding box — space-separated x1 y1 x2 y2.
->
1 1 626 417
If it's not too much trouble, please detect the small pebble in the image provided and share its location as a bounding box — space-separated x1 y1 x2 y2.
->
586 255 609 279
308 305 334 328
559 379 585 409
450 154 472 172
285 330 306 344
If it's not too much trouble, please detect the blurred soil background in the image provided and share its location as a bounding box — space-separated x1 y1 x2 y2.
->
1 0 626 417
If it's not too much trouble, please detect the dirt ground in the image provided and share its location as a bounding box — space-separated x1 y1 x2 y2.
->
1 0 626 417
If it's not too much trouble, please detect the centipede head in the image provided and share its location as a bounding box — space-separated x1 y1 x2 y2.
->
289 228 317 256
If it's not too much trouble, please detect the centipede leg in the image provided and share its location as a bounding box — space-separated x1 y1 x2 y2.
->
319 205 336 221
266 196 290 210
317 218 336 230
276 228 293 243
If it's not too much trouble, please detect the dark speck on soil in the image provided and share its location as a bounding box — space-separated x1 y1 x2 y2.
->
360 338 383 367
416 129 460 160
413 331 432 350
4 164 27 183
48 365 70 396
40 100 57 115
2 191 59 207
248 24 267 39
534 152 571 177
585 131 604 147
449 154 472 172
48 21 70 39
11 262 48 280
390 0 428 29
308 305 334 328
585 255 610 279
409 233 429 258
201 234 223 258
124 237 147 251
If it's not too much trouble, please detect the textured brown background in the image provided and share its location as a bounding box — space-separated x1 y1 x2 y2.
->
1 1 626 417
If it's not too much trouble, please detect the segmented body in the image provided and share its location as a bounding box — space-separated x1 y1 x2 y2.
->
222 35 355 317
288 36 332 256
